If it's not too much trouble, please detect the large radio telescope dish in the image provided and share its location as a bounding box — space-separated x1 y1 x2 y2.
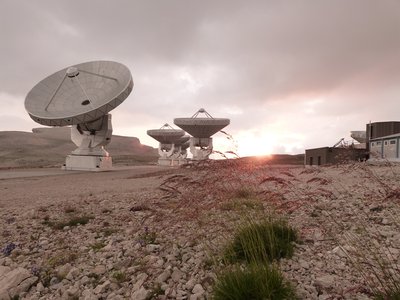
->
25 61 133 126
24 60 133 171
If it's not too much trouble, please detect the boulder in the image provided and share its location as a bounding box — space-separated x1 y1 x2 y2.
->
0 266 38 300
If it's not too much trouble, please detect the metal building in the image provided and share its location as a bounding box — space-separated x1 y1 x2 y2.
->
366 121 400 161
305 147 366 166
366 121 400 141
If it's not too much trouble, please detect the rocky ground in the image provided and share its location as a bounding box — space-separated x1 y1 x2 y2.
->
0 161 399 299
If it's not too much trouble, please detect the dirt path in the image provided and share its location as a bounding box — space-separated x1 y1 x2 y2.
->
0 166 176 211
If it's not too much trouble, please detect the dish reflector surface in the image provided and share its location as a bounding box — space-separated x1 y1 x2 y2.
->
350 131 367 143
174 108 230 138
25 61 133 126
147 124 185 144
175 135 190 145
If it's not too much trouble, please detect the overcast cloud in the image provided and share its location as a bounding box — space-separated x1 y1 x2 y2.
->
1 0 400 156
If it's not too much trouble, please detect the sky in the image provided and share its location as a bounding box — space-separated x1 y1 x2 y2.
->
1 0 400 157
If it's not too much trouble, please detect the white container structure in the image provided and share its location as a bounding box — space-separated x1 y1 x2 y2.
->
25 61 133 171
174 108 230 160
147 124 186 166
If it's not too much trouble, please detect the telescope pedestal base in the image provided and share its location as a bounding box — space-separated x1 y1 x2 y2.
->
158 158 174 166
158 158 185 167
178 158 188 165
62 155 112 171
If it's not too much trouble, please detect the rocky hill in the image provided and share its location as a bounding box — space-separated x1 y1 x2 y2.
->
0 127 158 168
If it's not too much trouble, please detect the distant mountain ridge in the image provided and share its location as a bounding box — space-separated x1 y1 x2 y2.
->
0 127 158 168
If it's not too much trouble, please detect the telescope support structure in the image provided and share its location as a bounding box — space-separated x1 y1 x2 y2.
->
63 114 113 171
158 144 189 166
190 137 213 161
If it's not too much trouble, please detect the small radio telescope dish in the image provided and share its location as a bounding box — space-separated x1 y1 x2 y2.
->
147 124 187 166
174 108 230 160
174 108 230 138
147 123 185 144
24 60 133 171
350 131 367 144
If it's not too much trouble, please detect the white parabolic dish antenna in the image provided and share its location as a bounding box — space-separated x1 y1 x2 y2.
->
174 108 230 160
147 124 186 166
175 135 190 146
24 60 133 171
174 108 230 138
25 61 133 126
147 124 185 144
350 131 367 143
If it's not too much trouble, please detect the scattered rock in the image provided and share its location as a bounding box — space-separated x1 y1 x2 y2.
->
0 266 38 299
82 289 99 300
156 269 171 283
315 275 337 291
192 283 205 295
171 268 185 282
130 286 149 300
92 265 106 275
1 163 399 299
146 244 160 252
132 273 148 291
94 280 110 294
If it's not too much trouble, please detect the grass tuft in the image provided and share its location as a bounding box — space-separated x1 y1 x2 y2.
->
138 227 157 245
101 227 118 237
146 283 164 299
90 241 106 252
43 215 94 230
221 198 263 211
225 218 297 263
213 263 297 300
375 288 400 300
111 270 126 283
47 251 77 268
233 187 255 199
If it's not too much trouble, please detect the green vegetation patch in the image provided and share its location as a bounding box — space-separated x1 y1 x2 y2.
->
374 286 400 300
43 215 94 230
225 218 298 263
47 251 78 268
111 270 127 283
138 227 157 245
213 264 297 300
101 227 118 237
221 198 263 211
90 241 106 252
233 187 255 199
221 187 264 211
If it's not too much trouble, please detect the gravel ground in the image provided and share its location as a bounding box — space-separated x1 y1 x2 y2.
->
0 161 399 299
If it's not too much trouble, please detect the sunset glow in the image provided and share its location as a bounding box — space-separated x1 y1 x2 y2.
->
236 131 276 157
